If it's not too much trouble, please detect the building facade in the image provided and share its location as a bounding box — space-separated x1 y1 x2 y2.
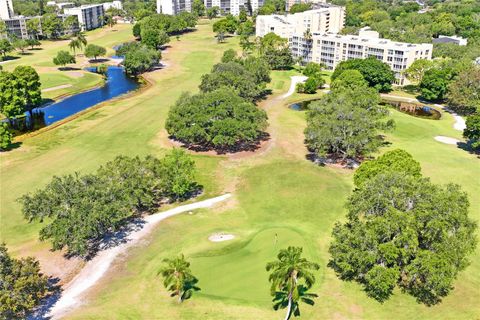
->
0 0 14 20
157 0 263 16
64 4 104 31
290 28 433 85
3 16 30 39
157 0 192 15
103 1 123 11
256 5 345 38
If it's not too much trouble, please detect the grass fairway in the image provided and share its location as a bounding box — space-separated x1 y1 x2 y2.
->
1 20 479 319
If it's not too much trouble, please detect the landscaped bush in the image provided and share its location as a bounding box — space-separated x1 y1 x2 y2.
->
166 88 268 150
19 149 198 257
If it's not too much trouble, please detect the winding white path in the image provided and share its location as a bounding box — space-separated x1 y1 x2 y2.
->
46 194 232 319
282 76 307 98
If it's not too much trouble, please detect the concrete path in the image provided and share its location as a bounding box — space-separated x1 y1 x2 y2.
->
282 76 307 98
43 194 232 319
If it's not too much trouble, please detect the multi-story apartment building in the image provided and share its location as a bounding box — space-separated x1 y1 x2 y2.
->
290 28 433 85
157 0 192 15
3 14 79 39
256 4 345 38
3 16 30 38
0 0 14 20
103 1 123 11
64 4 104 31
157 0 263 16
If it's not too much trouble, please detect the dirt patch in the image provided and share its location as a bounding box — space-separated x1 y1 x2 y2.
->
42 84 73 92
67 71 84 78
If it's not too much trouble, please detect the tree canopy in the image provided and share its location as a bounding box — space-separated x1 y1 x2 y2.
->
199 61 268 102
447 67 480 115
84 44 106 61
0 66 42 119
305 85 393 162
121 43 160 76
0 244 49 319
53 50 76 68
19 150 199 257
464 114 480 151
165 88 268 150
331 57 395 92
353 149 421 188
329 171 477 305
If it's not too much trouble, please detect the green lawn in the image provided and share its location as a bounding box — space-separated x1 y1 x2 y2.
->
1 20 479 319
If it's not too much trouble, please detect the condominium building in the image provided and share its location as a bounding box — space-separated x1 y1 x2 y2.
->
256 4 345 38
2 16 30 39
157 0 264 16
157 0 192 15
3 14 79 39
289 28 433 85
204 0 264 16
0 0 14 20
64 4 104 31
103 1 123 11
46 2 76 12
432 35 468 46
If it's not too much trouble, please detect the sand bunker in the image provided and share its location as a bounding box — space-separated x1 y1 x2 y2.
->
209 233 235 242
434 136 460 145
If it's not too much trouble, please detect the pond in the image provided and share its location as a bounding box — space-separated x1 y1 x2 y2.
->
289 98 441 120
27 66 139 127
289 99 318 111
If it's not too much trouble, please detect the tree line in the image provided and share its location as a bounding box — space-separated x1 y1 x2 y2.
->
19 149 199 257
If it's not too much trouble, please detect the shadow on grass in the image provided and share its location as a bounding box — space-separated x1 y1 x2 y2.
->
1 141 22 152
88 58 110 63
457 141 480 157
27 277 62 320
0 55 20 62
171 131 271 155
57 67 81 71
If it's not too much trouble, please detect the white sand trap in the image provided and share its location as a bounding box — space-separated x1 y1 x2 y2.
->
434 136 460 145
209 233 235 242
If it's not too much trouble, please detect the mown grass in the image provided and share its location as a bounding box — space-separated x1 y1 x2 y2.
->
1 20 479 319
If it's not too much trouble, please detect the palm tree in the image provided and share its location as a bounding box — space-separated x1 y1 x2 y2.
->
266 247 320 320
76 32 88 47
159 254 200 303
69 38 81 55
